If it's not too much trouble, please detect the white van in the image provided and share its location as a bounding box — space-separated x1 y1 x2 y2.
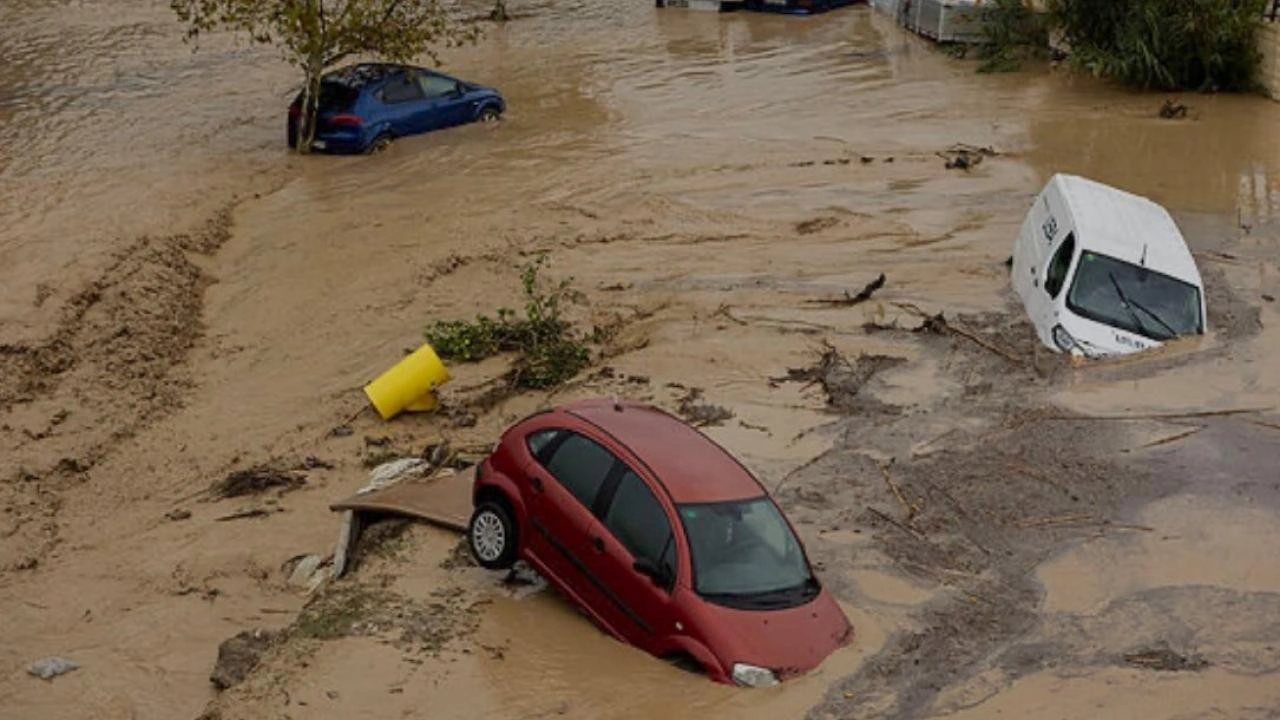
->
1011 175 1207 357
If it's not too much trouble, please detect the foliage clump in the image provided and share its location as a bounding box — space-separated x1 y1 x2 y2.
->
975 0 1050 73
968 0 1267 90
426 258 591 390
1048 0 1268 90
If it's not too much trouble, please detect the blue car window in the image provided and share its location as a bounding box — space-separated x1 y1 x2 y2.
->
418 73 459 99
380 74 425 104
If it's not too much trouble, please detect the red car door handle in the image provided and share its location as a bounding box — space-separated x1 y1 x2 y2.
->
591 536 604 552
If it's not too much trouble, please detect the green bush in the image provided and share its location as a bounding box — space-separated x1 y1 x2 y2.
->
1048 0 1268 90
425 257 591 390
977 0 1050 73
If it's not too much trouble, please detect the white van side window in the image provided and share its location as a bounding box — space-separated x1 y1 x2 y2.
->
1044 233 1076 299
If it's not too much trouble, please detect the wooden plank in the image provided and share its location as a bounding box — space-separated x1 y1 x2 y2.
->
330 472 473 533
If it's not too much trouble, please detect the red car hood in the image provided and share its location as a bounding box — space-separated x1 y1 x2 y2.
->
699 588 852 679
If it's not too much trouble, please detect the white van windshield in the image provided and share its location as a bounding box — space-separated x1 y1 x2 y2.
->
1067 251 1203 340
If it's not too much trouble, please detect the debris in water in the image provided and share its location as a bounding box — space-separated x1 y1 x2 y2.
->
210 629 278 690
301 456 335 470
676 388 734 427
894 303 1024 365
211 465 305 499
499 561 547 600
774 342 905 413
807 273 886 307
285 554 326 589
366 457 430 488
1158 100 1189 119
939 143 998 171
796 216 841 235
214 507 277 522
27 657 80 680
1123 643 1208 672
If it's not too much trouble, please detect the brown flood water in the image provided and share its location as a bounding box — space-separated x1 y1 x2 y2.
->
2 1 1280 719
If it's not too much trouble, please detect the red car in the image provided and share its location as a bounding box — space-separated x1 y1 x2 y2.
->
467 398 853 686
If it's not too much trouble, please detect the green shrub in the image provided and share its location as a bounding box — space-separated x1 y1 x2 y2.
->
1048 0 1268 90
425 257 591 390
977 0 1050 73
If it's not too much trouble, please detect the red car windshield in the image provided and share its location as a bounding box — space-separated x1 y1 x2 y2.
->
678 497 816 610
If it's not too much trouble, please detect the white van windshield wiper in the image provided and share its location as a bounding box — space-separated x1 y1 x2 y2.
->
1106 273 1178 340
1107 272 1152 337
1128 296 1179 339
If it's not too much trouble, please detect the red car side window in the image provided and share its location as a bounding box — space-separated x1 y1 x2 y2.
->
541 432 616 510
603 471 676 589
525 429 561 462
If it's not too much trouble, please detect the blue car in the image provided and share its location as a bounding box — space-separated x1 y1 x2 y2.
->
287 63 505 154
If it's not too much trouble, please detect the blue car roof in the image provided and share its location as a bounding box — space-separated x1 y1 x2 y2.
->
323 63 422 89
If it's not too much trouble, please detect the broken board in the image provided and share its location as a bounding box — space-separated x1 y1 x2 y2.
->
329 471 474 578
329 470 473 532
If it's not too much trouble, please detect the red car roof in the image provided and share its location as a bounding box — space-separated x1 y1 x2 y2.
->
560 399 765 504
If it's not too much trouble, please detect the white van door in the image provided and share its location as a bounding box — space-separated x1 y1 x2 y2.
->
1037 231 1078 339
1020 190 1069 345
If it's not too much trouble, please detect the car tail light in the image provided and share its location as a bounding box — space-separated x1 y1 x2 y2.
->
329 113 362 127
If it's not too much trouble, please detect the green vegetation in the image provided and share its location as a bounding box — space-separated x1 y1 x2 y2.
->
426 258 591 390
976 0 1050 73
972 0 1267 90
1048 0 1268 91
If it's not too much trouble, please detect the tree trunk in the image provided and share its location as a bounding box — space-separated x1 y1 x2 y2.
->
296 58 324 155
490 0 509 22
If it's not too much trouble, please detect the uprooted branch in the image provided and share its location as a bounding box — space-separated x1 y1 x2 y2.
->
807 273 886 307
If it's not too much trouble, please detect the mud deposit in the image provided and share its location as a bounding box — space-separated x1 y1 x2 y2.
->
3 1 1280 719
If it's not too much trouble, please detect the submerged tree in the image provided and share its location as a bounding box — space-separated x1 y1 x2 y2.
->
171 0 479 153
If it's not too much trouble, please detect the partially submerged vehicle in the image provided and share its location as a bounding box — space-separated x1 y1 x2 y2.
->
1012 174 1207 357
468 399 853 686
286 63 504 154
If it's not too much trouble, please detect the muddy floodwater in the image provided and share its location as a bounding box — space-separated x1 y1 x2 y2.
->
2 1 1280 719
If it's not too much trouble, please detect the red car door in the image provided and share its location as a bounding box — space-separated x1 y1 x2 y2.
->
522 430 629 640
585 465 683 653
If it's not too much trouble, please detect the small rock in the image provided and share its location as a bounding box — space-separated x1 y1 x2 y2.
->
326 690 339 700
287 554 324 588
166 509 192 521
329 425 354 438
27 657 79 680
301 456 334 470
1123 644 1208 672
210 629 278 690
1263 294 1275 303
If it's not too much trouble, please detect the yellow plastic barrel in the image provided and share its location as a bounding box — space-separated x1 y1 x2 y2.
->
363 343 452 420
